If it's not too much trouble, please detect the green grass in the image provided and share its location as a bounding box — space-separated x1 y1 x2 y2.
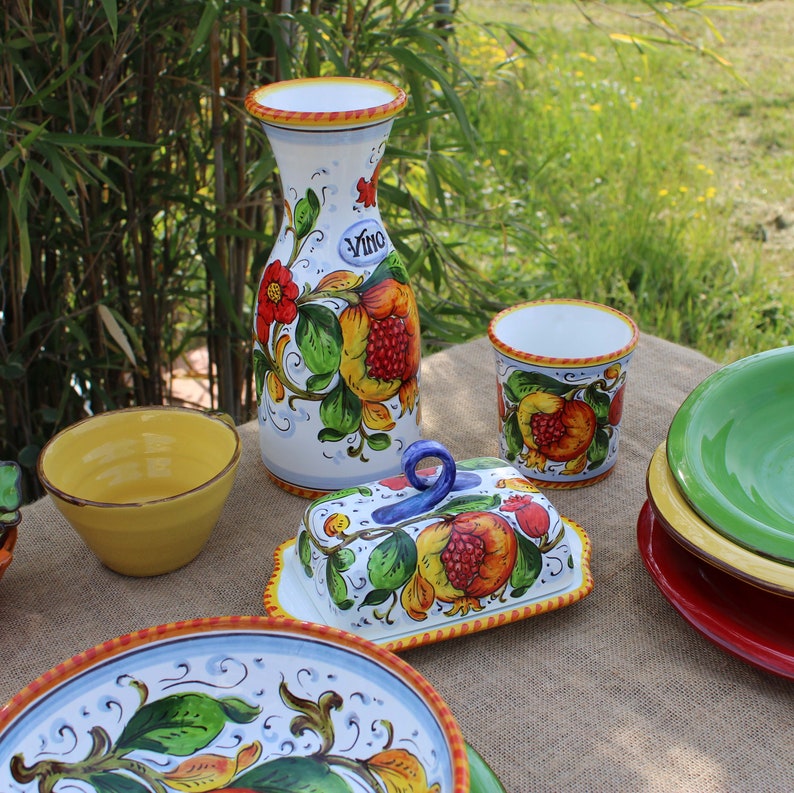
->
434 0 794 362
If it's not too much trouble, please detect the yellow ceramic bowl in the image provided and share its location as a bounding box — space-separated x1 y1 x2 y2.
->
38 407 241 577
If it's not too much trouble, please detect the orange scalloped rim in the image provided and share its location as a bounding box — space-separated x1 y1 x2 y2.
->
488 298 639 368
264 518 593 653
0 614 470 791
526 465 615 490
264 467 332 500
245 77 406 130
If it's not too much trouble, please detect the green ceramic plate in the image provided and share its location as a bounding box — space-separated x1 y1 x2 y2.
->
468 744 507 793
667 346 794 565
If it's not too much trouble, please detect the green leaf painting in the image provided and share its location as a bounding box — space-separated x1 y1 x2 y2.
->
367 530 417 591
504 370 569 403
503 412 523 461
235 756 354 793
298 530 313 576
116 693 259 755
296 303 342 377
320 380 362 436
326 559 354 610
587 427 610 470
293 189 321 239
584 382 611 423
510 531 543 598
357 250 410 291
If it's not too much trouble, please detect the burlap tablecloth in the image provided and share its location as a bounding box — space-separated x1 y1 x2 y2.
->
1 334 792 792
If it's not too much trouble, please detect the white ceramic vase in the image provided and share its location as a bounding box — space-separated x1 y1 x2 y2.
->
245 77 423 497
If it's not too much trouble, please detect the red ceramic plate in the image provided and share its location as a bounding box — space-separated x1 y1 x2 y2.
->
637 500 794 680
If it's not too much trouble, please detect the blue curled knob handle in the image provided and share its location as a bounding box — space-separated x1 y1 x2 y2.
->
402 439 456 495
371 440 457 525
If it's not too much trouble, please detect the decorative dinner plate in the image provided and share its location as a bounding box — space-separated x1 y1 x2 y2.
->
647 443 794 597
265 517 592 653
467 744 507 793
0 616 479 793
637 501 794 680
666 346 794 565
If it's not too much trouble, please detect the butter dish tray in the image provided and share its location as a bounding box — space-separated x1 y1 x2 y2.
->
264 440 593 651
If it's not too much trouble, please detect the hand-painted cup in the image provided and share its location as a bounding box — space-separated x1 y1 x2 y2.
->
488 299 639 488
37 407 241 576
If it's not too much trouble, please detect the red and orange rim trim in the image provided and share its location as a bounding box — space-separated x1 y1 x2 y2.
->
488 298 639 367
528 464 615 490
245 77 406 130
0 615 469 792
265 467 331 500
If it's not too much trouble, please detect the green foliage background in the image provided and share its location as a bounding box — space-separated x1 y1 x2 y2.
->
2 0 792 503
2 0 530 501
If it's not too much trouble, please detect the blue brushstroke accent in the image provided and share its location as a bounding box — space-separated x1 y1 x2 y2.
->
409 469 483 493
371 440 480 525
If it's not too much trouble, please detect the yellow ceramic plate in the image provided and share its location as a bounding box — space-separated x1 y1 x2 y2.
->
647 442 794 598
264 518 593 653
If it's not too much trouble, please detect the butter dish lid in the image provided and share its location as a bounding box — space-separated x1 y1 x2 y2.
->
265 440 593 651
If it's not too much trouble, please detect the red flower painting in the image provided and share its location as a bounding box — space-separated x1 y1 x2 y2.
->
355 162 381 208
255 260 299 344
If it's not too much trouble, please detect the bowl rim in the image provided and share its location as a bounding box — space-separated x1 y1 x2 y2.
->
36 405 241 509
488 298 639 367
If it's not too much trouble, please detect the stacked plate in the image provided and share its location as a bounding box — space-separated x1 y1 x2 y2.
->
638 346 794 679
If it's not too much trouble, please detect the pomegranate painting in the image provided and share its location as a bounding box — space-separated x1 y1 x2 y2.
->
269 441 594 649
498 362 629 485
516 392 598 464
402 511 519 619
337 259 421 421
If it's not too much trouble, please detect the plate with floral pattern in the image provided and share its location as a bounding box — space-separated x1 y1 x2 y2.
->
0 616 474 793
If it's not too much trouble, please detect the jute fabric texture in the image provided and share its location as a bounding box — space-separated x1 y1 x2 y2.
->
1 334 792 792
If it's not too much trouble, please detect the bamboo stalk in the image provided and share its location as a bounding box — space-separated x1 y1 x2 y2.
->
209 17 235 417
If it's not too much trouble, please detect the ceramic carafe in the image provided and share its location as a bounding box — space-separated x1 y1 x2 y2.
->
245 77 422 497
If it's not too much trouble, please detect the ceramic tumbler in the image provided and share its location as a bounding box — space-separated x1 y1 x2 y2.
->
488 299 639 488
